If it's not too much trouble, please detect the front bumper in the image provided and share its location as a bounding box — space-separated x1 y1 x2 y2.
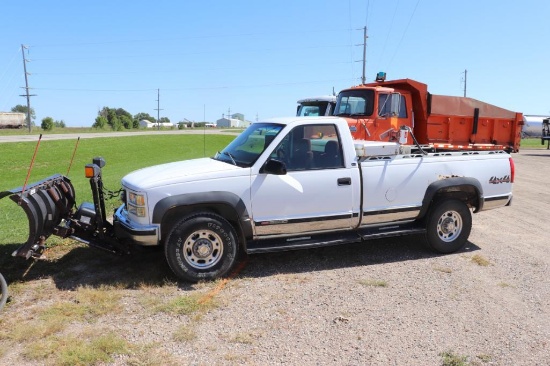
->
113 204 159 246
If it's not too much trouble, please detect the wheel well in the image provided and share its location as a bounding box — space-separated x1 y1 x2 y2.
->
160 203 245 248
431 185 480 212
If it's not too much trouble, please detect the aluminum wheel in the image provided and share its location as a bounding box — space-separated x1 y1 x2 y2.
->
182 229 224 270
436 210 463 242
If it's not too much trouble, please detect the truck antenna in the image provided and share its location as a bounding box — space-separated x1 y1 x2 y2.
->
19 134 42 205
66 137 81 177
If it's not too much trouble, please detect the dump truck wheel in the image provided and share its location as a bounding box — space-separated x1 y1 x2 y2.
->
425 199 472 254
165 213 238 282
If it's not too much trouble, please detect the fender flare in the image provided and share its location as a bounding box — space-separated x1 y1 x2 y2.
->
417 177 484 219
152 191 253 244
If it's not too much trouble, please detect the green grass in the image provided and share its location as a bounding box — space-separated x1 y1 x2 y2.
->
0 133 234 248
521 137 548 149
153 293 218 315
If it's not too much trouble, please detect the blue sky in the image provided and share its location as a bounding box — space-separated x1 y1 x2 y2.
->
1 0 549 127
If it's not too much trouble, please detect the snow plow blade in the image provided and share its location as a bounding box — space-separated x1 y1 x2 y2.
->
0 174 75 259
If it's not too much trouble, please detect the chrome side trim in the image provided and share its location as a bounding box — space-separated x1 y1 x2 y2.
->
254 213 356 237
361 206 421 225
481 195 512 211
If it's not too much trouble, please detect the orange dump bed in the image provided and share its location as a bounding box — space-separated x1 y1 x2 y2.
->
339 79 523 152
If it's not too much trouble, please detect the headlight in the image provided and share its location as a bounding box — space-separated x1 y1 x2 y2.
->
126 191 147 217
128 204 146 217
128 192 145 206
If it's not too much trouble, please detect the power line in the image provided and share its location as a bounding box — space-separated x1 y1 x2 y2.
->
31 78 352 93
30 44 352 62
31 60 353 76
29 28 350 48
379 0 400 64
386 0 421 70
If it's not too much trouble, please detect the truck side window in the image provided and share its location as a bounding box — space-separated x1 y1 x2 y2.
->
397 94 407 118
378 94 408 118
271 124 344 171
378 94 390 117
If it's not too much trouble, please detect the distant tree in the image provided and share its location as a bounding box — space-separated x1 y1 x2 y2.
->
11 104 35 126
116 108 132 120
98 106 135 129
159 117 171 123
110 115 123 131
54 119 66 128
41 117 54 131
119 115 132 129
93 116 108 129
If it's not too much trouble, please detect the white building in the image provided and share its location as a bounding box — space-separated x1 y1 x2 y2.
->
216 117 251 128
139 120 175 129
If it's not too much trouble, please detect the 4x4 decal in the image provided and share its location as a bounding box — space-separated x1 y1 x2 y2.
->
489 175 511 184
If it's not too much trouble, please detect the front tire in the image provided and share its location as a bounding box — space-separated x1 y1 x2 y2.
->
164 213 239 282
425 199 472 254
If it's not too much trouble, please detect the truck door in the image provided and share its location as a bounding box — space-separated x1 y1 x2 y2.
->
250 123 358 237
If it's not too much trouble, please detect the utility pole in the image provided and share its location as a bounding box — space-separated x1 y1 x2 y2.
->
154 89 163 130
227 107 231 119
19 44 36 133
355 26 368 84
463 69 467 97
361 26 367 84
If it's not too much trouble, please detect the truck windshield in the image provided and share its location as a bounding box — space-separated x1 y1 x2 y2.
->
334 89 374 117
213 123 284 167
297 102 330 116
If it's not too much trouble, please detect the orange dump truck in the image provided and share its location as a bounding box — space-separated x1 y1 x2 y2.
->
333 73 523 152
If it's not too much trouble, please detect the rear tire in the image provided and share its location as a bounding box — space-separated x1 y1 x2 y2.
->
425 199 472 254
164 213 239 282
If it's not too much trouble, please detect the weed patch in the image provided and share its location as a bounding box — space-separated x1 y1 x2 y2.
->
440 350 468 366
358 279 388 287
471 254 490 267
21 332 129 365
173 325 197 342
434 266 453 273
154 293 218 315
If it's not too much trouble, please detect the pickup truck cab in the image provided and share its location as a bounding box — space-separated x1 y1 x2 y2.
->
114 117 514 282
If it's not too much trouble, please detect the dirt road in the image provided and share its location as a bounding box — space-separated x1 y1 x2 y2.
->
0 129 239 143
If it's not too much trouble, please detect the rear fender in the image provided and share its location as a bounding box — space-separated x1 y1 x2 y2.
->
0 174 75 259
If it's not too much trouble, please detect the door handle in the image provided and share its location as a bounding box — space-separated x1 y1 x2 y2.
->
337 177 351 186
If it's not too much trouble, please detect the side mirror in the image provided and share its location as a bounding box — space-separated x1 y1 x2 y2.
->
260 159 287 175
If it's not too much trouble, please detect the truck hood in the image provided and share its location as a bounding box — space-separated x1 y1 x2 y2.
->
121 157 245 191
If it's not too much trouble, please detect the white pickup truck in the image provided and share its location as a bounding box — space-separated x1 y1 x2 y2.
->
3 117 514 282
110 116 514 281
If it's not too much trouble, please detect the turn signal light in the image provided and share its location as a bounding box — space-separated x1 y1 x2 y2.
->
85 164 99 178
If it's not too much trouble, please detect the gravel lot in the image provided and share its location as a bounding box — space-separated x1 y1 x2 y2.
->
1 149 549 365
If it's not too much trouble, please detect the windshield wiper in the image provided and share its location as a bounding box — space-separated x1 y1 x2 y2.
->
223 151 237 166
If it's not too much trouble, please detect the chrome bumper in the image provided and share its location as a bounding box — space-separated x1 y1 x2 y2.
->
113 205 159 246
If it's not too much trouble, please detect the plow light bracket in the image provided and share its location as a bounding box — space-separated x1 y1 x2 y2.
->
93 157 106 168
